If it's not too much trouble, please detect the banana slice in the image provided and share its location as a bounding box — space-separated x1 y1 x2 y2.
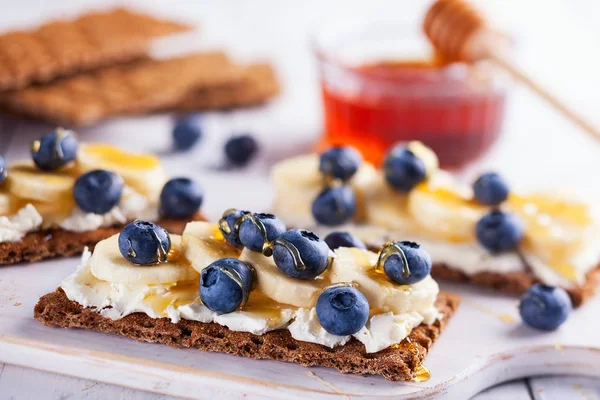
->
329 247 439 315
0 187 12 215
78 143 168 199
364 174 418 234
408 172 487 242
90 234 199 285
508 193 598 279
6 161 76 203
182 221 242 273
239 248 329 308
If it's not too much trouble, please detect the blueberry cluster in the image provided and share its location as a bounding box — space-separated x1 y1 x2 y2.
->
217 208 373 334
316 239 432 336
311 146 362 226
26 129 205 218
217 208 331 280
472 173 524 253
171 115 259 167
472 173 573 330
211 208 354 320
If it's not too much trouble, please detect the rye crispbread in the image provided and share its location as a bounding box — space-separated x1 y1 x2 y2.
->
0 8 189 91
175 63 280 110
0 213 204 265
431 262 600 308
34 288 459 381
1 52 242 126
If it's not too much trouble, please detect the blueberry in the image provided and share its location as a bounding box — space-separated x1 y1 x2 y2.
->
173 115 202 151
382 241 432 285
271 229 330 279
31 129 78 171
311 186 356 226
118 220 171 265
383 145 426 192
476 210 524 252
239 212 286 252
319 146 362 181
324 231 366 250
160 178 203 219
225 135 258 166
218 209 250 248
316 285 369 335
200 258 254 314
0 156 6 186
473 172 509 206
519 284 572 331
73 170 123 214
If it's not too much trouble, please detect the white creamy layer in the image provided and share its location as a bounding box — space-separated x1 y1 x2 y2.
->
289 306 434 353
0 186 159 243
61 251 440 352
0 204 43 242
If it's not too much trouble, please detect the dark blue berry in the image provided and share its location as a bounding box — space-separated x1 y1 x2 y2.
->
118 220 171 265
239 212 286 252
31 129 78 171
218 209 250 248
473 172 510 206
200 258 254 314
225 135 258 166
311 186 356 226
319 146 362 181
324 231 366 250
383 241 431 285
73 170 123 214
383 145 426 192
160 178 203 219
173 115 202 151
519 284 572 331
272 229 330 279
316 285 369 335
0 156 6 186
476 210 524 252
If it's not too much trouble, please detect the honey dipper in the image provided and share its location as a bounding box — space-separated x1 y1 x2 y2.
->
423 0 600 141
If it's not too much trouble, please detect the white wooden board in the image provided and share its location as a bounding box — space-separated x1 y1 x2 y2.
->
1 1 600 398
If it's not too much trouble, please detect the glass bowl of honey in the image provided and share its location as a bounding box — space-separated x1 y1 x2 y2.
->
313 21 510 170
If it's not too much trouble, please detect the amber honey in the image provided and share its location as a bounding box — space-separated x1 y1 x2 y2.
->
319 57 506 169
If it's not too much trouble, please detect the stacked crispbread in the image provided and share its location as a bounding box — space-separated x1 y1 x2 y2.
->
0 8 279 126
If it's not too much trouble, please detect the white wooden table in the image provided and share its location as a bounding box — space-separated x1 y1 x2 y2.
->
1 0 600 398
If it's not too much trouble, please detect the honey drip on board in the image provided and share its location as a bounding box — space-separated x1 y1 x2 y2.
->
413 364 432 382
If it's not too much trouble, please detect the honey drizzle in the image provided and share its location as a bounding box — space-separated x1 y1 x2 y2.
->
240 292 295 327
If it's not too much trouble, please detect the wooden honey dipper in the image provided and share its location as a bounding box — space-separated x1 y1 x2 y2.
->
423 0 600 141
